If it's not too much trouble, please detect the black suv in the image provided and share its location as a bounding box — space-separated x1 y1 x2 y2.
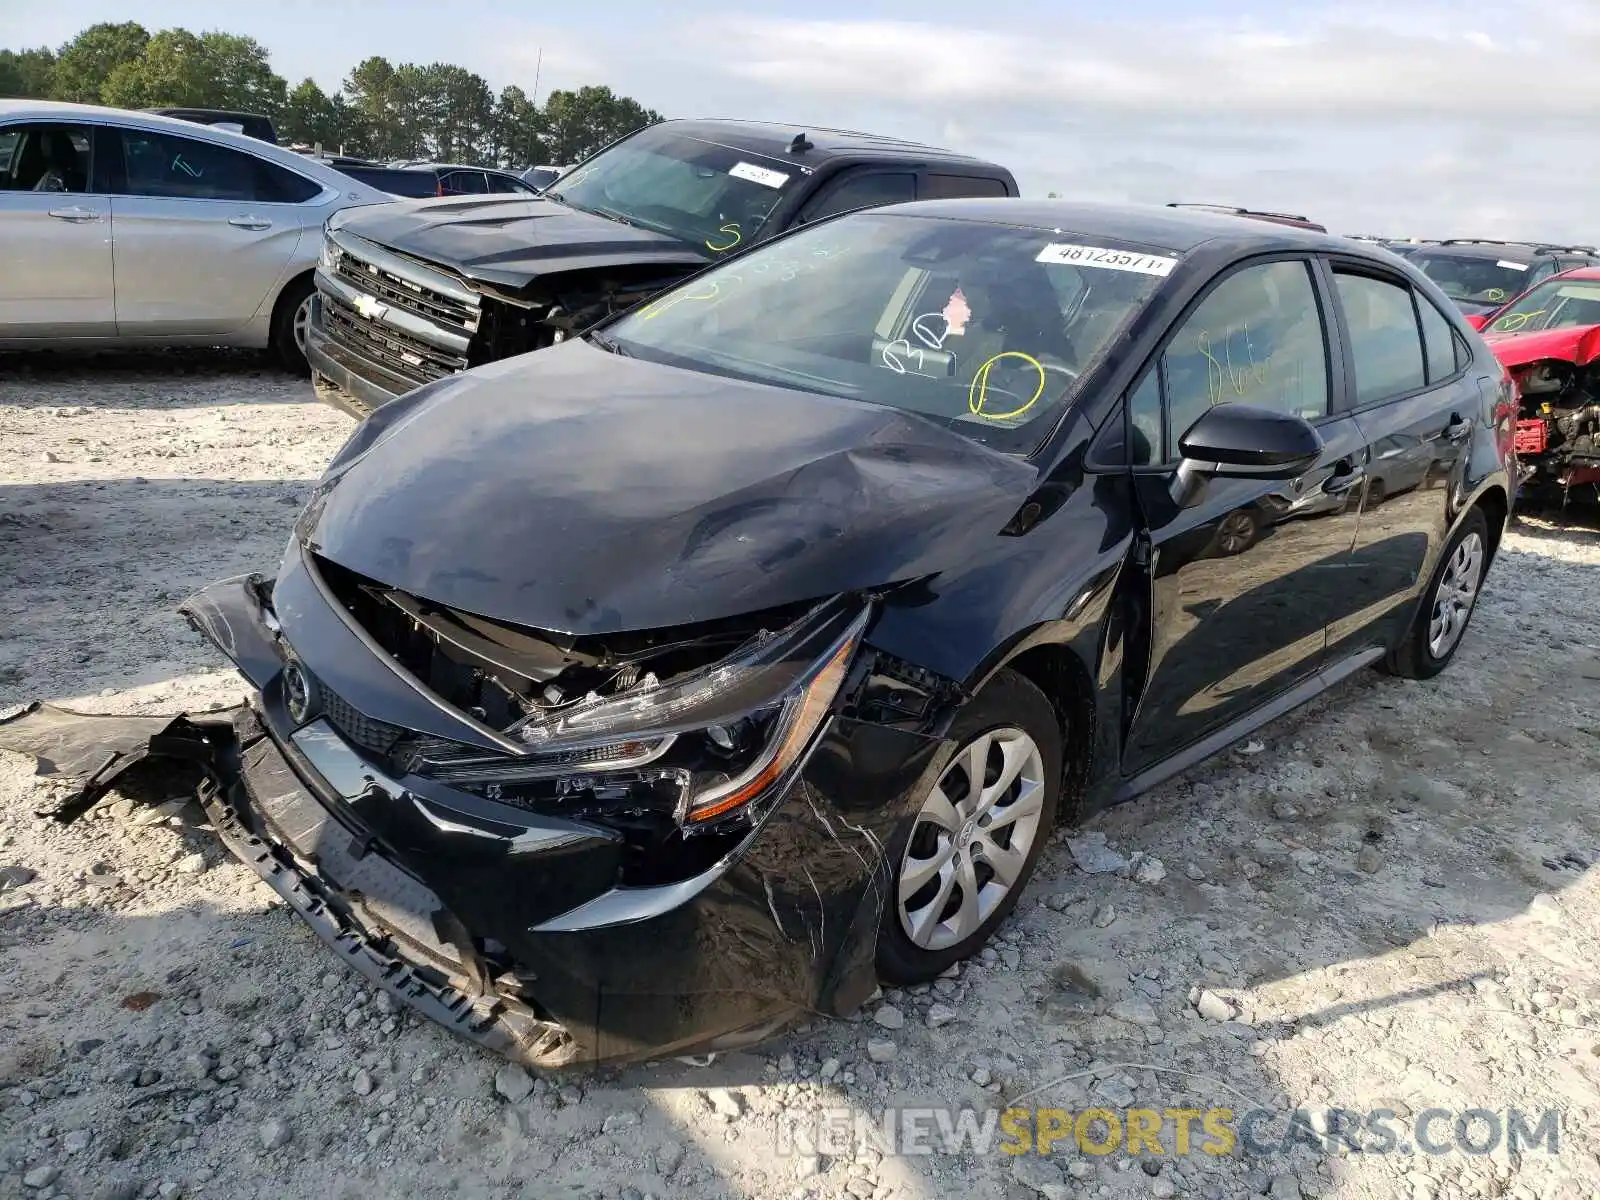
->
306 119 1020 415
1406 239 1600 316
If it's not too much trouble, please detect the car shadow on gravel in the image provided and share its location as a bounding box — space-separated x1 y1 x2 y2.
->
0 477 315 703
0 349 304 409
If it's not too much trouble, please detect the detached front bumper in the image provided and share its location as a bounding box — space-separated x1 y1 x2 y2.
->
167 572 949 1068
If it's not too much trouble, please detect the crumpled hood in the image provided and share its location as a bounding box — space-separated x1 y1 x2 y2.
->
302 340 1038 635
1485 323 1600 370
333 196 709 292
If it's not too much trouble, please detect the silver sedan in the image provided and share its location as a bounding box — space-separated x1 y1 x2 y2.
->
0 100 395 372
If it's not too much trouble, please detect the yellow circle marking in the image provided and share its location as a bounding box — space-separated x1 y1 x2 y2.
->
968 351 1047 421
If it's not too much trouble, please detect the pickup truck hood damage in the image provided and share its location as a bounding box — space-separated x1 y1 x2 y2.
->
333 195 710 294
303 339 1039 636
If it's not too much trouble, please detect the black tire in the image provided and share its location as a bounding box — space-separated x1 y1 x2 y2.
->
876 668 1062 985
269 275 316 375
1381 506 1490 680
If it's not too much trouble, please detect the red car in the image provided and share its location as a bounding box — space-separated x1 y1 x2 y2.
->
1465 267 1600 502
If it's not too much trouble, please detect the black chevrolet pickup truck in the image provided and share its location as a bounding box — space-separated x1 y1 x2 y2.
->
305 118 1020 415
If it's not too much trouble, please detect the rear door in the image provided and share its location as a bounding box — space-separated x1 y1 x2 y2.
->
0 121 115 338
107 125 322 335
1323 260 1482 658
1121 256 1368 773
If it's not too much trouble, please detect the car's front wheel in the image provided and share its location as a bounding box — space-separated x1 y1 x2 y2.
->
1382 506 1490 679
877 668 1062 985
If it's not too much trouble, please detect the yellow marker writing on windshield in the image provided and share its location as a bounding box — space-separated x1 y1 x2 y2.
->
706 223 742 253
1492 310 1544 334
969 352 1046 421
638 281 721 321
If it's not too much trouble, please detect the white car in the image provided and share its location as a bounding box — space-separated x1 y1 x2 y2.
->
0 100 396 371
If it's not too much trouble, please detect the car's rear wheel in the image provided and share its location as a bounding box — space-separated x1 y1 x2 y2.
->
1381 506 1489 679
877 668 1061 985
269 275 316 375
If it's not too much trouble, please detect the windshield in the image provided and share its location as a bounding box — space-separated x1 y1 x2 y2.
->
1486 278 1600 335
1410 253 1530 306
600 212 1173 453
544 126 793 255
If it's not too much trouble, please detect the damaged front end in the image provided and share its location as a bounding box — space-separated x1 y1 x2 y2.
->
8 555 963 1069
1502 336 1600 503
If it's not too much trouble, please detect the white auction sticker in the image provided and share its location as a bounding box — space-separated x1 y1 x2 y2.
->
1496 259 1529 271
729 161 790 189
1037 242 1179 276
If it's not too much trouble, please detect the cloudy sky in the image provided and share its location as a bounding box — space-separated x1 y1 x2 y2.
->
6 0 1595 241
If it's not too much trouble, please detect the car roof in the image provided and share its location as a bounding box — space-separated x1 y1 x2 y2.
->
869 197 1362 255
0 98 389 199
658 118 997 166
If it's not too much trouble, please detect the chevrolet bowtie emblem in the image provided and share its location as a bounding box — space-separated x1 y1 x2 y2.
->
353 294 387 320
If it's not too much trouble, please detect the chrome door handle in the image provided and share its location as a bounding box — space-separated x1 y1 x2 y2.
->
1445 414 1473 442
228 215 272 230
47 206 100 223
1323 465 1366 495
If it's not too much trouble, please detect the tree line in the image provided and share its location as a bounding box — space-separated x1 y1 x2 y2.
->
0 22 662 166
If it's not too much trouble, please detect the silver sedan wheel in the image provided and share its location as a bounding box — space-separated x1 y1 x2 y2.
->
896 727 1047 951
1428 531 1485 659
292 294 313 355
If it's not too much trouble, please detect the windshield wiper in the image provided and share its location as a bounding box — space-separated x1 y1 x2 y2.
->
586 329 631 357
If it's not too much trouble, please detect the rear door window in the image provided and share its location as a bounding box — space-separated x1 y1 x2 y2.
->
115 129 318 203
1333 271 1427 405
921 173 1011 200
440 170 489 195
798 171 916 223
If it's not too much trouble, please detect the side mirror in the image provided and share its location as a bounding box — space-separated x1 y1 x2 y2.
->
1171 403 1324 508
1463 312 1489 331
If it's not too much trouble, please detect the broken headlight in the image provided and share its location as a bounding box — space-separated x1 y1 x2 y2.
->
420 598 871 827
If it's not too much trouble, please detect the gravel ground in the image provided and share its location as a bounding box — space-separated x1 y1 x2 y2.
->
2 353 1599 1200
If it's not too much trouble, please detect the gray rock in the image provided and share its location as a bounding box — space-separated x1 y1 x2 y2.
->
252 1028 275 1048
866 1039 897 1063
173 853 207 875
654 1141 685 1177
1194 989 1235 1022
136 1068 162 1087
1092 903 1117 928
22 1165 59 1188
1096 1077 1136 1107
1132 855 1167 885
1270 1175 1303 1200
602 1109 641 1134
1110 998 1160 1028
926 1003 958 1028
494 1064 534 1103
64 1130 91 1154
1357 845 1383 874
874 1004 905 1030
705 1087 745 1118
1272 799 1301 821
1152 1178 1178 1198
1011 1152 1070 1199
1529 893 1564 924
1067 831 1129 874
0 865 37 891
793 1153 821 1178
258 1118 292 1150
91 1177 139 1200
353 1069 375 1097
1000 948 1022 970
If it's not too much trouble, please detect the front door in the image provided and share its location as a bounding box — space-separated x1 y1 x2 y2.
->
0 121 115 338
106 126 315 336
1122 256 1367 773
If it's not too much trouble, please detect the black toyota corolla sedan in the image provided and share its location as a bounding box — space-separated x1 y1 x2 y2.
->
176 200 1516 1068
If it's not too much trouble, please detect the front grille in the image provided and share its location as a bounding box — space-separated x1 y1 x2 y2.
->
318 686 405 758
333 249 479 338
323 295 469 387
